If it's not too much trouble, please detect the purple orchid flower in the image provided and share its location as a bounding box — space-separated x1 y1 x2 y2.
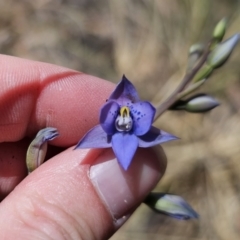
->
75 75 177 170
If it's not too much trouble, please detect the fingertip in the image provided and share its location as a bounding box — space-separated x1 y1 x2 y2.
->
90 147 166 220
0 55 115 144
0 146 166 239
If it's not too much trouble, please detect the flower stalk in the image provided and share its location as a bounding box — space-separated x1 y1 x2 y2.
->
154 41 212 121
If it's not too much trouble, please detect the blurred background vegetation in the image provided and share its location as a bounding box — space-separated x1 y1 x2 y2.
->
1 0 240 239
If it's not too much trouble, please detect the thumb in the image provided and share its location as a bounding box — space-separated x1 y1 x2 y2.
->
0 146 166 240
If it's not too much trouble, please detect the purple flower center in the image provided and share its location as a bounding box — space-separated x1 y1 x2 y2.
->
115 106 133 132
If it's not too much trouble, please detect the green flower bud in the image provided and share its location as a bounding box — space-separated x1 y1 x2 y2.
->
184 94 219 113
26 127 59 173
213 18 227 42
187 43 205 71
170 94 219 113
208 34 240 68
189 43 205 55
144 193 199 220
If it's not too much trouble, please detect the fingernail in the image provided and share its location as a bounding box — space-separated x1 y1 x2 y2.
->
89 147 166 220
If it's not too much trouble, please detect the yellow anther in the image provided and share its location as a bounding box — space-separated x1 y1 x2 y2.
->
120 106 130 118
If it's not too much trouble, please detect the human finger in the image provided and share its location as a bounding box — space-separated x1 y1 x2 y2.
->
0 54 114 145
0 145 166 240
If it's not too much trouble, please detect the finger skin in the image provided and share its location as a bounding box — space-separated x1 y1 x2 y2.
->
0 54 114 194
0 146 165 240
0 140 29 199
0 54 114 145
0 148 111 240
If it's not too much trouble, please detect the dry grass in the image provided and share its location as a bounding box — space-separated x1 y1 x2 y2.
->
1 0 240 239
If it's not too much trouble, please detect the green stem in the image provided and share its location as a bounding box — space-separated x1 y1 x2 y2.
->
154 41 212 122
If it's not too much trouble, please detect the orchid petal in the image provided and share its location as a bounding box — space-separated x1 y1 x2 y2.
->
36 127 59 141
131 101 156 136
109 75 140 105
112 132 138 170
75 125 111 149
100 100 119 135
144 193 199 220
138 126 178 147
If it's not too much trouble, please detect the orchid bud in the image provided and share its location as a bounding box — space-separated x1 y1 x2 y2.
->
187 43 205 71
208 34 240 68
189 43 205 55
170 94 219 113
213 18 227 42
184 94 219 113
26 127 59 173
144 193 199 220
